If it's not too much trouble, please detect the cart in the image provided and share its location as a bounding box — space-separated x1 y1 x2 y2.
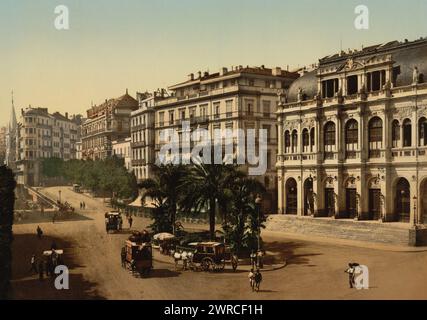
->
124 240 153 276
105 211 123 233
185 242 226 272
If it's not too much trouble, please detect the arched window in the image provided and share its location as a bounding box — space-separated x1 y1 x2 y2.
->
284 130 291 153
345 119 358 159
310 127 315 151
369 117 383 158
324 121 336 159
419 117 427 146
291 130 298 153
302 129 310 152
403 119 412 147
392 120 400 148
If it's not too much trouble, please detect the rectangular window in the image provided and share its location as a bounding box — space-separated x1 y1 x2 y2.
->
347 75 358 95
322 78 339 98
214 103 220 119
245 99 254 116
262 101 271 117
226 100 233 117
159 112 164 127
168 111 174 124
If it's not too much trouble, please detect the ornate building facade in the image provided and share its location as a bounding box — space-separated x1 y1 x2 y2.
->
277 38 427 227
82 90 138 161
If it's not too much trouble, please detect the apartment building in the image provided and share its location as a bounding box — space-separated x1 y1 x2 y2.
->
82 90 138 161
142 66 299 213
15 107 80 186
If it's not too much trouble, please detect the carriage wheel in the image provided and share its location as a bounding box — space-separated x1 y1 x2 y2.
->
201 258 213 272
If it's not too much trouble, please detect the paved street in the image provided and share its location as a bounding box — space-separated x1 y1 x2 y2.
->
10 186 427 300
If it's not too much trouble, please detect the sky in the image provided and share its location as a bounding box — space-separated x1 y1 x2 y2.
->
1 0 426 127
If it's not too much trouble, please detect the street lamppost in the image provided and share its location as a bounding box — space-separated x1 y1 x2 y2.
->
58 190 62 204
413 195 418 228
255 194 262 268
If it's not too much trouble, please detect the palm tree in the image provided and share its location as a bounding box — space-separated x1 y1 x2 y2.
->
180 160 245 240
0 165 16 299
224 176 266 253
138 164 187 235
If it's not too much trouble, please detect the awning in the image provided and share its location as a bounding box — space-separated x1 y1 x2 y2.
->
128 195 157 208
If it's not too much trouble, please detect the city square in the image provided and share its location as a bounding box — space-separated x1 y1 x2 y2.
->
0 1 427 303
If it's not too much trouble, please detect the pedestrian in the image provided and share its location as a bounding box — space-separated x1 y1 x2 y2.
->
254 269 263 292
248 268 255 292
250 250 257 269
130 259 136 274
38 260 44 281
257 250 264 269
182 251 188 271
29 254 38 274
231 253 238 272
52 212 56 224
36 226 43 239
345 263 358 289
121 246 127 268
128 215 133 229
46 256 52 277
80 202 82 210
83 201 86 210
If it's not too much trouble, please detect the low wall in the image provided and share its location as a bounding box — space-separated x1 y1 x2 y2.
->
265 215 427 247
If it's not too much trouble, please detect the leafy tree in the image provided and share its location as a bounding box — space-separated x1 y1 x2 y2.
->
0 165 16 299
41 158 64 177
223 177 266 253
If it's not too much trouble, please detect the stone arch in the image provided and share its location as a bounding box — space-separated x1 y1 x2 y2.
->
303 178 314 216
285 178 298 215
394 177 411 223
419 177 427 224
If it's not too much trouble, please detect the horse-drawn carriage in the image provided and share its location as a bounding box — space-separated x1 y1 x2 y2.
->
42 249 64 275
175 242 237 272
105 211 123 233
123 231 152 276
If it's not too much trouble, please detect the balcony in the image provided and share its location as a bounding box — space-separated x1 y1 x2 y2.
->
131 141 147 148
131 159 146 166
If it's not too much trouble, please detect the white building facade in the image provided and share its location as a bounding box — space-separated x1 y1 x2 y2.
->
277 38 427 228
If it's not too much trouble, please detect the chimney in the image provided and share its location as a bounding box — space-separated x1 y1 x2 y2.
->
203 71 209 77
65 112 68 119
188 73 194 81
198 71 202 79
272 67 282 76
220 67 228 76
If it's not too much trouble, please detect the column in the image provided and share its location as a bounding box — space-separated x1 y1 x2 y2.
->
277 170 284 214
278 117 283 156
298 176 304 216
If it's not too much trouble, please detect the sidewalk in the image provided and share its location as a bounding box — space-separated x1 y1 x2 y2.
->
152 249 286 273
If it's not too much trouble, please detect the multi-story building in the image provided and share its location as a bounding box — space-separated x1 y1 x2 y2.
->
112 137 132 171
130 90 164 182
277 38 427 229
0 126 7 165
82 90 138 161
15 107 81 186
144 66 299 213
